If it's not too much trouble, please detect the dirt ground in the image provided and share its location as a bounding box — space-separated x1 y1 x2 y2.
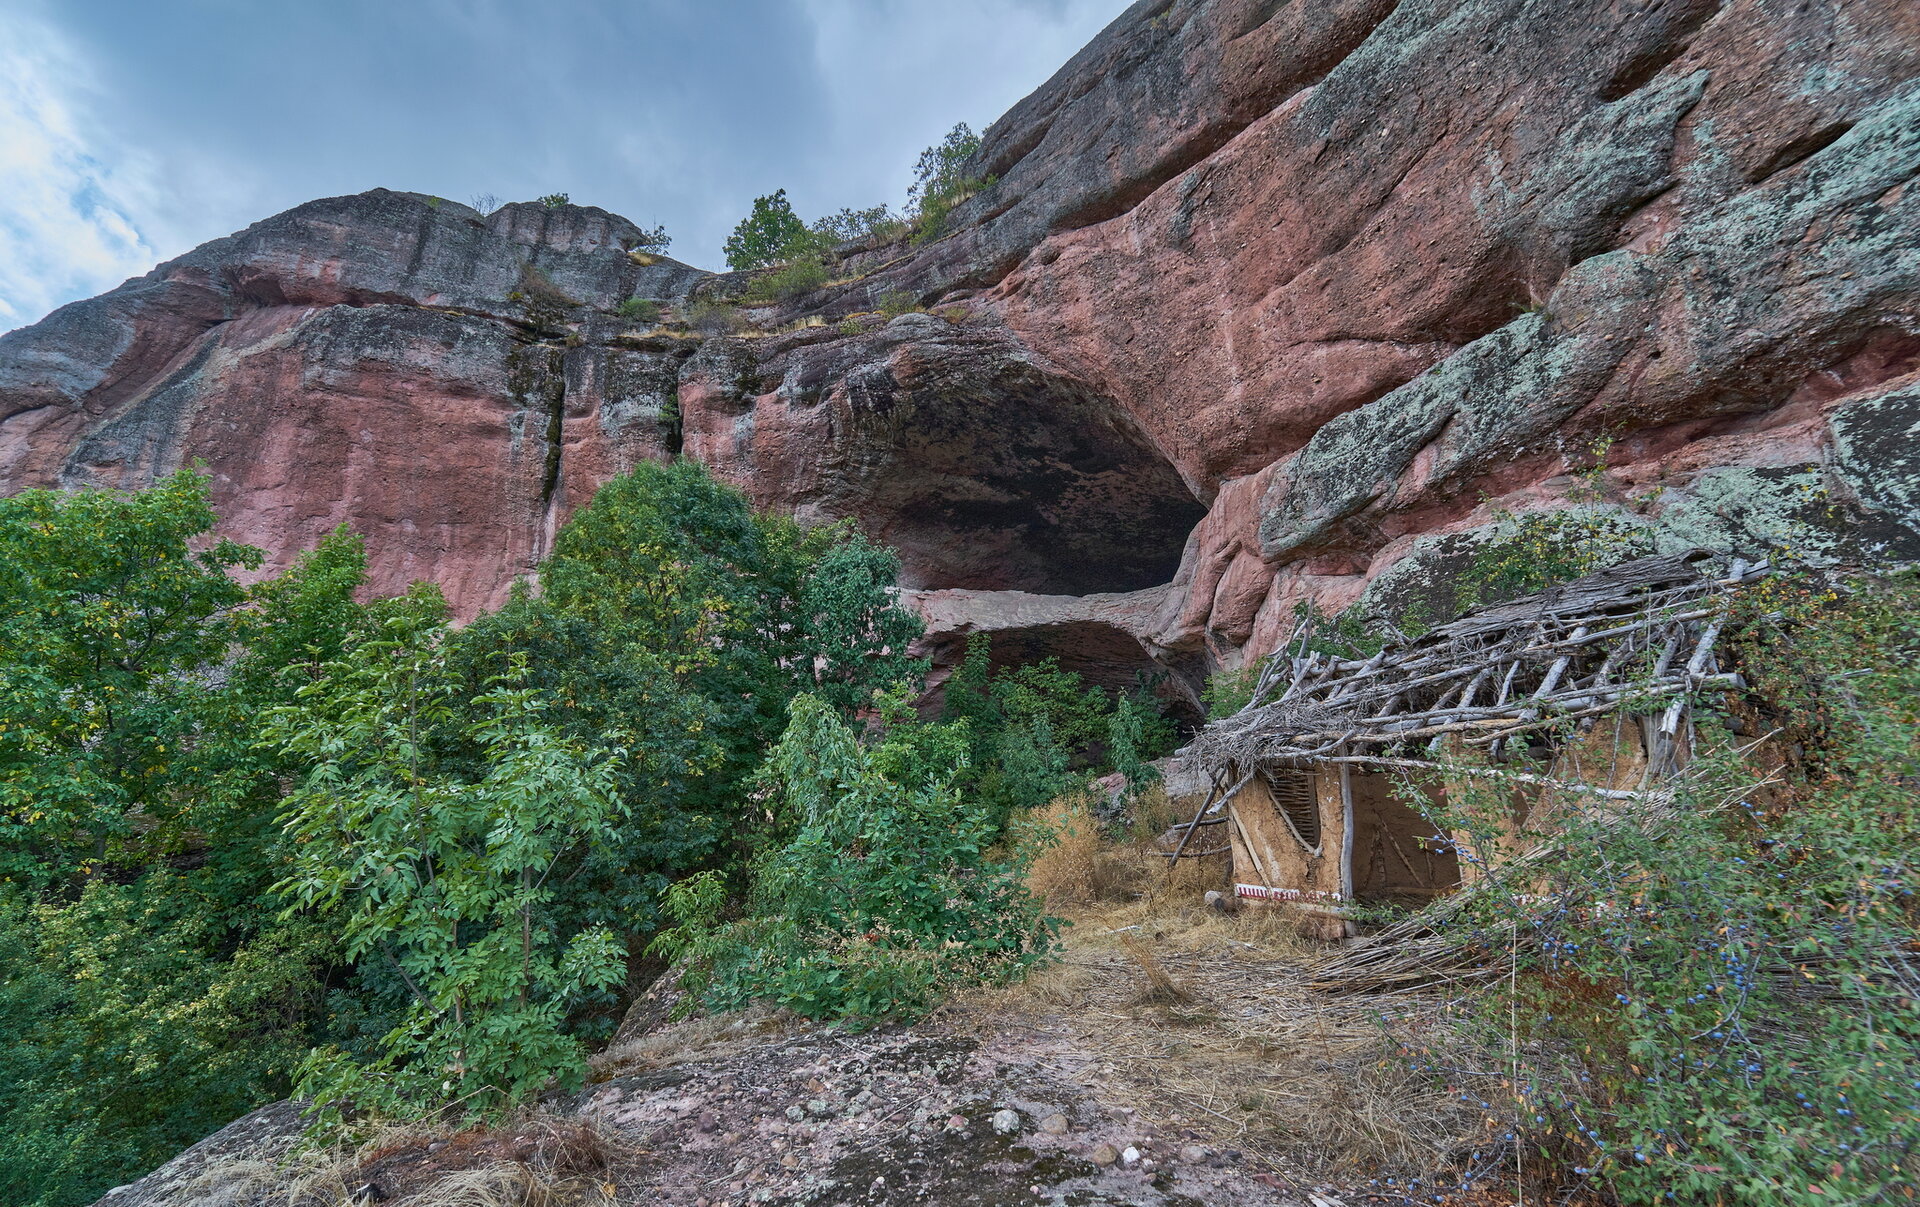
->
546 894 1489 1207
136 896 1504 1207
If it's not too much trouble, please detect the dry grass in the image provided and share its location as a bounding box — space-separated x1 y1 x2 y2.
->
1019 792 1151 907
590 1002 798 1081
1017 789 1227 910
1119 932 1197 1006
187 1113 636 1207
963 809 1484 1186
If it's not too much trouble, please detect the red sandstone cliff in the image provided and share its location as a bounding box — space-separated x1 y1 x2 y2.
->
4 0 1918 695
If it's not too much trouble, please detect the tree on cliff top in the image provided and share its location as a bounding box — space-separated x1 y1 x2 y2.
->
724 188 810 271
907 122 983 215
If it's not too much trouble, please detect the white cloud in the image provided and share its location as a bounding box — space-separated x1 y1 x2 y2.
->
0 8 160 330
0 0 1131 331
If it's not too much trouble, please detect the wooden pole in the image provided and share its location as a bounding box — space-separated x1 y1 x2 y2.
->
1338 760 1356 902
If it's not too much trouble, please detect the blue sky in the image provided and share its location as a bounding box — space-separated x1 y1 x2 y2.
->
0 0 1127 332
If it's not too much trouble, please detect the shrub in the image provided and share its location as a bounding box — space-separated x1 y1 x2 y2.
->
811 204 905 246
0 884 335 1207
941 633 1176 828
1458 506 1654 612
654 696 1055 1027
617 224 671 252
538 193 571 208
907 123 992 244
1401 570 1920 1206
876 290 921 319
686 298 744 334
796 533 927 715
908 123 984 215
0 473 371 1203
1202 664 1262 718
1014 793 1144 908
742 255 828 304
615 296 661 322
270 620 630 1121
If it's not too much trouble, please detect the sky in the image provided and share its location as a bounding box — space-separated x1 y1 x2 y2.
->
0 0 1129 333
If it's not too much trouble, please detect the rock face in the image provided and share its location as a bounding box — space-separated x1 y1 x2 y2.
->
6 0 1920 680
0 191 703 614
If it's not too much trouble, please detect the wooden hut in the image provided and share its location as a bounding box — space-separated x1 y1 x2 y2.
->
1167 552 1770 932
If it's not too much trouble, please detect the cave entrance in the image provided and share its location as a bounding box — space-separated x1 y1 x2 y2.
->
834 330 1207 596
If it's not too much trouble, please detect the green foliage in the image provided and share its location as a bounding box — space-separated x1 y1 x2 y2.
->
618 224 671 252
0 470 261 886
0 461 996 1200
876 289 922 318
742 254 829 304
0 882 334 1206
1404 572 1920 1206
1105 687 1172 788
687 297 744 334
941 633 1176 824
0 472 371 1205
724 188 811 271
810 204 903 245
615 296 661 321
1293 598 1400 659
797 531 927 715
446 463 927 944
907 120 992 244
537 193 570 208
1202 664 1262 719
1459 507 1654 612
271 615 629 1118
654 695 1054 1027
1459 440 1653 612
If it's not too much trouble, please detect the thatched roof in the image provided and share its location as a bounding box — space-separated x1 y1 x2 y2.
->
1190 551 1769 775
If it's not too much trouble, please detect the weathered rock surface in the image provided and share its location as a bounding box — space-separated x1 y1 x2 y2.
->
7 0 1920 671
0 190 702 613
91 1099 309 1207
683 312 1205 596
95 1015 1293 1207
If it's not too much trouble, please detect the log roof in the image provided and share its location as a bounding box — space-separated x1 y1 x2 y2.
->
1190 551 1770 775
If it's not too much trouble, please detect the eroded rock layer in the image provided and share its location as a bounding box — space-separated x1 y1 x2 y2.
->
4 0 1919 681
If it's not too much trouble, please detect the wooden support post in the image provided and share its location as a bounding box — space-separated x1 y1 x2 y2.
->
1338 760 1356 902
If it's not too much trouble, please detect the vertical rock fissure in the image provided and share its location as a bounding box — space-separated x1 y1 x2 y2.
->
506 334 570 512
539 344 566 507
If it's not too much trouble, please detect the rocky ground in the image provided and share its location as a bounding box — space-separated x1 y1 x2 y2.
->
107 897 1500 1207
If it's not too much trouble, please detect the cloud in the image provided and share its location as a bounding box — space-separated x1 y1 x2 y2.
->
0 7 160 327
0 0 1129 334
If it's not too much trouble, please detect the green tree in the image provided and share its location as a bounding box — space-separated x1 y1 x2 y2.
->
0 473 371 1206
810 203 901 245
655 695 1052 1027
908 123 984 213
724 188 811 270
798 532 927 715
940 633 1177 823
908 122 988 242
271 606 629 1117
0 883 334 1207
444 462 927 941
0 470 261 886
